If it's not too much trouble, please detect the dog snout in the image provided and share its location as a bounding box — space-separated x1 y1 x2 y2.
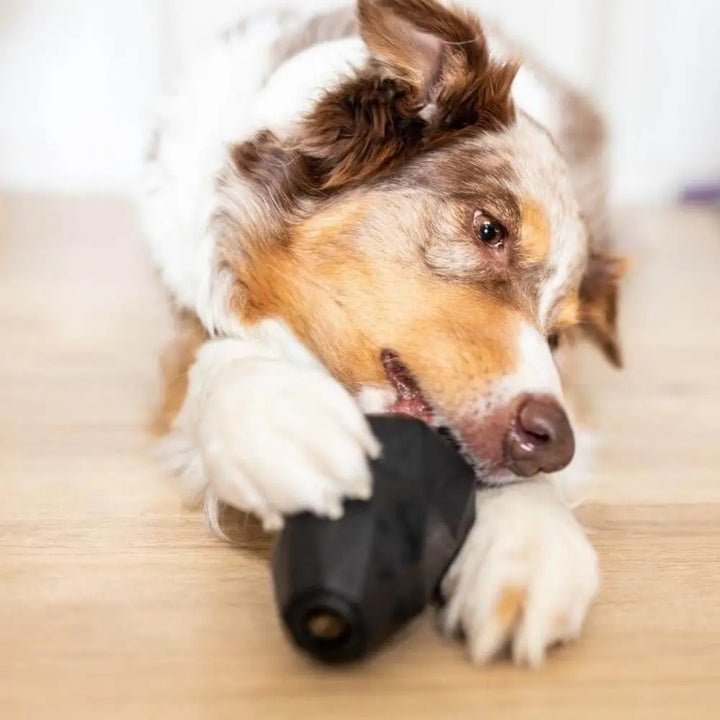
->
504 395 575 476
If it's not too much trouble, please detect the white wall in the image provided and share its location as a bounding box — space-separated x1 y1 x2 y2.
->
603 0 720 202
0 0 163 193
0 0 718 201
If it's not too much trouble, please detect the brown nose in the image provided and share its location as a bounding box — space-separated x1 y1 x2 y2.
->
504 396 575 477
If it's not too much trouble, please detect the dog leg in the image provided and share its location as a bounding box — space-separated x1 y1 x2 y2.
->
160 319 380 532
440 481 600 666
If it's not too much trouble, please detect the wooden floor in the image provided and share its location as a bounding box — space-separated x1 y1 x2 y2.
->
1 193 719 719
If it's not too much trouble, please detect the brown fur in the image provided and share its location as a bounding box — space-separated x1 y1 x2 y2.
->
296 72 428 191
216 0 621 376
218 144 575 445
291 0 518 192
358 0 517 130
519 201 551 265
218 0 521 257
228 129 308 212
579 251 628 367
222 188 522 472
555 292 581 329
152 310 208 435
206 0 619 465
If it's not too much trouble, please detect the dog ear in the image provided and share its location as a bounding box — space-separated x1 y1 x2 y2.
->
358 0 453 95
295 70 427 190
295 0 517 190
357 0 517 130
579 251 628 367
228 130 307 211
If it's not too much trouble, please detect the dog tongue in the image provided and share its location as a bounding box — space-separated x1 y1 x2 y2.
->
380 349 434 424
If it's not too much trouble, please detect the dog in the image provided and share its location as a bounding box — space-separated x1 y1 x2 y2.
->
141 0 625 665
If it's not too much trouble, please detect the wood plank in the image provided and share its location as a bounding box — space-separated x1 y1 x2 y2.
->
1 194 718 718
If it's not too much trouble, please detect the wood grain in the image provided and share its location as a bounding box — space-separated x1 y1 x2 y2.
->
1 193 718 719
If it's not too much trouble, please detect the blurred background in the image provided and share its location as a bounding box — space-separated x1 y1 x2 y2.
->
0 0 718 204
2 4 720 716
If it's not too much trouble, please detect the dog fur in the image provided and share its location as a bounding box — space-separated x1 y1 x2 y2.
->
142 0 623 665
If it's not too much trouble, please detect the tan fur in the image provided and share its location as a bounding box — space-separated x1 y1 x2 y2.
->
555 293 581 329
520 200 551 265
495 587 527 628
579 251 628 366
228 196 518 416
152 310 208 436
205 0 619 466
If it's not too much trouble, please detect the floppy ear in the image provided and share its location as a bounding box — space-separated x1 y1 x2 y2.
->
296 0 517 190
228 130 307 212
357 0 517 129
358 0 447 93
579 251 628 367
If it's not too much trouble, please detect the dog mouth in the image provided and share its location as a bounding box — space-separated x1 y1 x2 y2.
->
380 348 467 457
378 349 573 480
380 349 435 424
379 348 495 471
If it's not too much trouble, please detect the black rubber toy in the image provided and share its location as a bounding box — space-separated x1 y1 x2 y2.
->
272 415 476 663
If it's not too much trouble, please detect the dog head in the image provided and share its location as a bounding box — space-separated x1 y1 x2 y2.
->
216 0 624 481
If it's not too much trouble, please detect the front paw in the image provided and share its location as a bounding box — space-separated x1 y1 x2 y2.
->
440 483 599 666
194 356 380 531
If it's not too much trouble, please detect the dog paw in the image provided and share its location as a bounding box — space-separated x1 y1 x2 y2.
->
189 353 380 531
440 482 599 666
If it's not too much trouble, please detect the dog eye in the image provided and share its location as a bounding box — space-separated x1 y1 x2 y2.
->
473 211 507 249
547 333 560 351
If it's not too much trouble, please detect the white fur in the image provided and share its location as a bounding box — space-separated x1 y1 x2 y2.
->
549 420 599 508
255 37 368 135
507 116 588 325
141 10 567 337
483 321 563 416
163 319 380 531
464 322 565 487
140 14 289 333
441 481 600 665
143 4 600 665
355 385 396 414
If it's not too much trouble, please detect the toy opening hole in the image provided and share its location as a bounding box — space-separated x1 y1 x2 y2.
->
304 607 352 647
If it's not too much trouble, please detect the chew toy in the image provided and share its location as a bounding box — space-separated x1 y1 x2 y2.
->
272 415 476 663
